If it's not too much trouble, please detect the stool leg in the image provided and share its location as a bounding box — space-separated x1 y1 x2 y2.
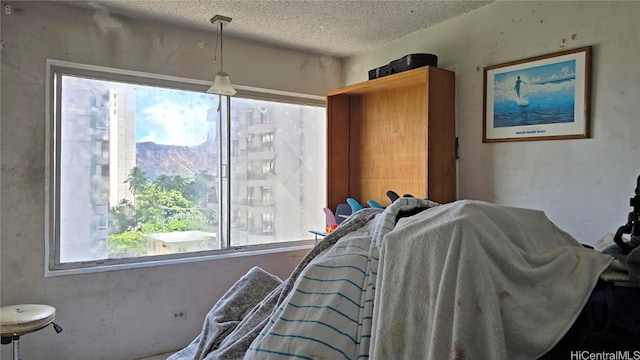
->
12 336 19 360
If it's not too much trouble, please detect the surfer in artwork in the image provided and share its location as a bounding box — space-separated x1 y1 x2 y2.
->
514 75 529 107
514 76 527 97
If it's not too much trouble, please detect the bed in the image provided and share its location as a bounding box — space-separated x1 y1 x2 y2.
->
168 198 638 360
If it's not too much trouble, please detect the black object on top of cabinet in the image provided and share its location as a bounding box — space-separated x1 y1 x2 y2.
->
368 53 438 80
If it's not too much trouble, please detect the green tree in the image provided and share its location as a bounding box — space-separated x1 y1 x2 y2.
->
108 231 146 257
155 174 188 193
125 166 148 198
109 198 137 234
136 183 199 231
110 169 217 257
184 170 216 206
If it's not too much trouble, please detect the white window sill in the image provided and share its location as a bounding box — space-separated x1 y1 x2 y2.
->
45 240 315 277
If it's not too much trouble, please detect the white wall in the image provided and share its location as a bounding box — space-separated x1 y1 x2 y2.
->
0 2 341 359
345 0 640 246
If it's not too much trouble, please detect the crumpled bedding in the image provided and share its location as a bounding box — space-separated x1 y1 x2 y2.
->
168 266 283 360
370 200 613 360
168 208 380 360
170 199 614 360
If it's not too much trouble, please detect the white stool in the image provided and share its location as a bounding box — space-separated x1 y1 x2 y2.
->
1 304 62 360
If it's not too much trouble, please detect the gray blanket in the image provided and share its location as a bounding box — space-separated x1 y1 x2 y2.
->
167 266 282 360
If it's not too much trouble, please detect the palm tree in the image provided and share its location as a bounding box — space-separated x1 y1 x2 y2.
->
109 198 137 233
154 174 189 193
125 166 148 200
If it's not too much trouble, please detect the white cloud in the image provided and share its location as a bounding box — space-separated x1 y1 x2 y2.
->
138 101 212 146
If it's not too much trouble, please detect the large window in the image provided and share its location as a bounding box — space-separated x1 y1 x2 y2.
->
46 61 326 273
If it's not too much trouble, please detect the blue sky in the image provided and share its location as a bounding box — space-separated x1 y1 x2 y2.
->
133 85 219 146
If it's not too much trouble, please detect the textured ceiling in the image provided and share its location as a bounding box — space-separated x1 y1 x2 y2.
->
58 0 493 58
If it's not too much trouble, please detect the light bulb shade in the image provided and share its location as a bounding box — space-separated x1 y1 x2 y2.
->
207 71 236 96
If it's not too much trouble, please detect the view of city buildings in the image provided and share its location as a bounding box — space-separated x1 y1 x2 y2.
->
57 74 326 263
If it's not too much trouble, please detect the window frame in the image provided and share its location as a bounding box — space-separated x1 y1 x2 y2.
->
45 59 323 277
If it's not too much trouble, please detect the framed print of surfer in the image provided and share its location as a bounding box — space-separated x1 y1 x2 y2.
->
483 46 591 143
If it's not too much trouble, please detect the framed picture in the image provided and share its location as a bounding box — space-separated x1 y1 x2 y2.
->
483 46 591 143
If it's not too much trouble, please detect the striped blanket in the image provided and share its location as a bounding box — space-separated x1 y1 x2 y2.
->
247 214 380 359
245 198 438 359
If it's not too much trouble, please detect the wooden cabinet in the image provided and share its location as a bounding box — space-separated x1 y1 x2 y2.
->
326 66 456 211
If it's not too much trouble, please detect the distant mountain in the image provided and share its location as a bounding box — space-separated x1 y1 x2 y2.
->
136 137 218 180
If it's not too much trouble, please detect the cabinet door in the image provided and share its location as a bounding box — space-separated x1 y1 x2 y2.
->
326 66 455 210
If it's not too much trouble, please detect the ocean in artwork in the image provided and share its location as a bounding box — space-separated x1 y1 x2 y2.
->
492 60 576 128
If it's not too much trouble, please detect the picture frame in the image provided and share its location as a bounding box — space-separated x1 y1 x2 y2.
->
483 46 591 143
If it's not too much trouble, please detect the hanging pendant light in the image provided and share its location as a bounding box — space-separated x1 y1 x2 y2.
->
207 15 236 96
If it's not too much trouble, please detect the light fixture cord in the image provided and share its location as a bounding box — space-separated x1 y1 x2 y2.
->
213 25 219 64
219 21 224 72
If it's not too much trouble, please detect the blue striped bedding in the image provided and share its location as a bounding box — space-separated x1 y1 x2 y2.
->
246 198 437 360
169 200 430 360
247 221 379 359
